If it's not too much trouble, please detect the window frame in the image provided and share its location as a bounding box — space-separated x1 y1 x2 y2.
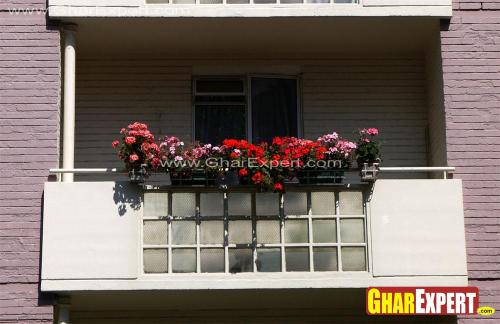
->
192 74 303 144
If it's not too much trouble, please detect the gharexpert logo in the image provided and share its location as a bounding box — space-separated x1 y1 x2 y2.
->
366 287 483 315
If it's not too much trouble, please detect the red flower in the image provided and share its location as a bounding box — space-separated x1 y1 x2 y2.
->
239 168 249 177
125 136 136 145
129 154 139 162
230 152 240 159
272 137 283 146
251 171 263 184
112 140 120 148
274 183 284 192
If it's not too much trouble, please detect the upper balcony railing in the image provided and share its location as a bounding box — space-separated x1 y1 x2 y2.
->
47 0 453 18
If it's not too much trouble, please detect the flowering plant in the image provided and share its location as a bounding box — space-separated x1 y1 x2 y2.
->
158 136 185 171
112 121 380 189
112 122 160 173
220 139 279 191
355 128 381 166
317 132 357 168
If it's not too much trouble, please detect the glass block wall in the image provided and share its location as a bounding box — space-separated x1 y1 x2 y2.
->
142 190 367 274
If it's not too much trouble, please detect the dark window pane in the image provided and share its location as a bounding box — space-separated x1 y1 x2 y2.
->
251 78 298 144
195 105 246 145
196 79 244 93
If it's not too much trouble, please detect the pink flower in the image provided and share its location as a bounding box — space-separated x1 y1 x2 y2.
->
367 128 379 136
129 154 139 162
112 140 120 148
141 142 150 152
125 137 136 145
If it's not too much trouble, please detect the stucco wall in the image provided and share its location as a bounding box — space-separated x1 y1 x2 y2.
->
442 1 500 322
0 1 58 322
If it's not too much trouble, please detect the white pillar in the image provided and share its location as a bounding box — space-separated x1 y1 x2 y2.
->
62 25 77 182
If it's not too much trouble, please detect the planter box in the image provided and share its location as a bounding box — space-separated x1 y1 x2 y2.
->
170 170 217 186
296 169 346 185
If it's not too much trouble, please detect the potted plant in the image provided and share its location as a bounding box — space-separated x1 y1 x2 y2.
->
355 128 381 182
112 122 161 183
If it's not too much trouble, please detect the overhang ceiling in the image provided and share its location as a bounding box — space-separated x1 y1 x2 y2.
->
65 17 440 58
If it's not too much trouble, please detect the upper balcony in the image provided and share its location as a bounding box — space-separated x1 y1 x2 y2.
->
48 0 452 19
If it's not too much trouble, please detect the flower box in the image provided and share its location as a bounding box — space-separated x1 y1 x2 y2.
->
296 169 346 185
169 169 218 186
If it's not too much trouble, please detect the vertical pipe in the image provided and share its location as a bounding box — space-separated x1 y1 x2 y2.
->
62 25 77 182
57 297 71 324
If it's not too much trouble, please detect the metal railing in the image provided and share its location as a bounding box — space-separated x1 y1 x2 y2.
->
49 167 456 180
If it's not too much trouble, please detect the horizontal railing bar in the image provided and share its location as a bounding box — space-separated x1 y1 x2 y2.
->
379 167 455 172
49 167 455 175
49 168 123 174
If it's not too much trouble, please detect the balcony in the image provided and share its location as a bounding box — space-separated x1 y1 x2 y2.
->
47 0 452 18
41 170 467 292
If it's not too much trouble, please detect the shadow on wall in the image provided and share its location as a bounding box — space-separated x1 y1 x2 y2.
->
113 182 142 216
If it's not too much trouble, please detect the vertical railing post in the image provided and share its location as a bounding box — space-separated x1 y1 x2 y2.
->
62 24 77 182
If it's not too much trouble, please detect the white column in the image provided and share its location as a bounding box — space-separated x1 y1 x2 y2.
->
62 25 77 182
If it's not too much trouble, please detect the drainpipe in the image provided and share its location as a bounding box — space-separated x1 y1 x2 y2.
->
56 296 71 324
62 24 77 182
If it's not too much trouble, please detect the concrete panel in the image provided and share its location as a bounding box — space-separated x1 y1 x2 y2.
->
370 179 467 277
42 182 142 280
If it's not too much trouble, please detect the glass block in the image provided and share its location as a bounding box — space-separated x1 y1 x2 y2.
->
228 193 251 216
143 221 168 245
314 247 338 271
284 192 307 215
339 191 363 215
256 193 279 216
255 0 276 3
285 248 309 272
307 0 329 2
311 192 335 215
341 247 366 271
256 220 281 244
143 249 168 273
172 193 196 216
257 248 281 272
229 248 253 273
172 249 196 273
340 219 365 243
227 0 250 3
281 0 303 2
144 192 168 217
200 0 222 3
200 221 224 244
229 220 252 244
312 219 336 243
285 219 308 243
172 0 195 3
171 221 196 245
200 249 225 273
200 193 224 217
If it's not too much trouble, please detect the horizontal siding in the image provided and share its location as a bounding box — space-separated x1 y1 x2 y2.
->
75 57 429 175
302 57 428 168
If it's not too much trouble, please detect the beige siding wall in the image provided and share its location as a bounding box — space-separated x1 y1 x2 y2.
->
75 56 428 171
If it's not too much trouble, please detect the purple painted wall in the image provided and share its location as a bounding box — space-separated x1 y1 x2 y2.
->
443 1 500 322
0 1 58 322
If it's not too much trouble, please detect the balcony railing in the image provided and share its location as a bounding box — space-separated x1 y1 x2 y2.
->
41 167 467 292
